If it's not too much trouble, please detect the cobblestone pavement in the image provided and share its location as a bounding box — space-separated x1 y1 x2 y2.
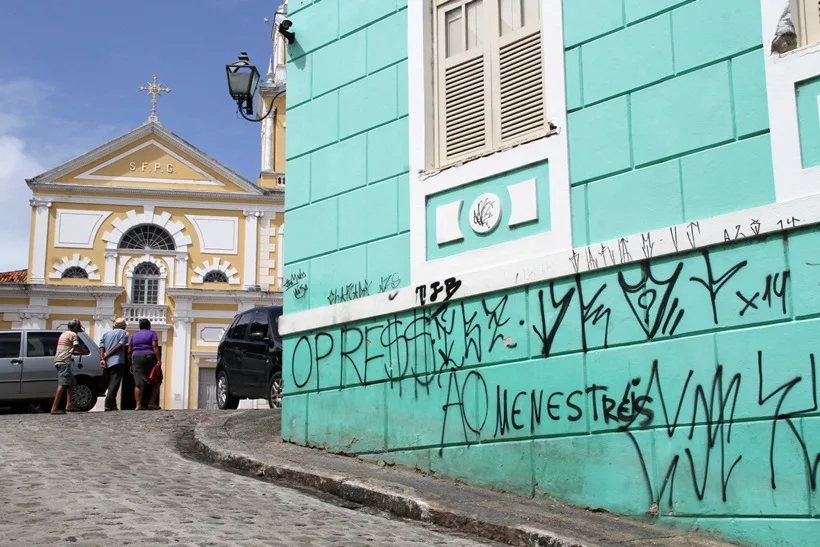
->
0 410 498 547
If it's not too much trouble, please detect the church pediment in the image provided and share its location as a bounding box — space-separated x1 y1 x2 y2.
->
74 139 223 186
27 122 263 196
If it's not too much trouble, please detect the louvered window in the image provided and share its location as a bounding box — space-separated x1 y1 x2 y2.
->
796 0 820 47
435 0 546 168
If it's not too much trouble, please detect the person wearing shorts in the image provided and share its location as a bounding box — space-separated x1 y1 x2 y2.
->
51 319 89 415
128 318 159 411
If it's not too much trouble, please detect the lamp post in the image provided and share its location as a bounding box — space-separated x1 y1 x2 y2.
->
225 52 284 123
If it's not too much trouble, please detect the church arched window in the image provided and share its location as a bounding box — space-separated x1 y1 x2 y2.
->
203 270 229 283
61 266 89 279
119 225 176 251
132 262 161 305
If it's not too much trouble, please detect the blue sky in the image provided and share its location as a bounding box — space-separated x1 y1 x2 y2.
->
0 1 280 270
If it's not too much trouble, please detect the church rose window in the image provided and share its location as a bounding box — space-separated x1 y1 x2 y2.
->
203 270 229 283
61 266 89 279
119 225 176 251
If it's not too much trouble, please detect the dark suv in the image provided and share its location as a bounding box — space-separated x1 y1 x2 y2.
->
216 306 283 409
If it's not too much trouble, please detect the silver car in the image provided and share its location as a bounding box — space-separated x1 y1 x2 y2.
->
0 330 106 412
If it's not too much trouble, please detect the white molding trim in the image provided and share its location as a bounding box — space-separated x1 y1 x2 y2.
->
102 207 192 251
762 0 820 202
32 192 284 212
53 209 111 249
195 323 229 347
49 253 101 280
75 139 226 186
171 315 194 410
259 214 278 290
192 310 240 319
123 254 169 305
167 288 282 306
31 285 123 298
47 308 95 316
191 257 241 285
243 211 262 289
184 214 239 255
29 200 51 285
276 223 285 289
124 254 168 279
407 0 572 285
50 319 91 332
280 194 820 335
27 121 263 194
173 255 186 289
116 254 128 287
192 350 218 364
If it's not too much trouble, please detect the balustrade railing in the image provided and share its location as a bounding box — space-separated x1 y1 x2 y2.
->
122 304 168 325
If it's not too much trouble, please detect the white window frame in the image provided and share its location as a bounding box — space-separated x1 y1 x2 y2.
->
132 264 162 305
434 0 550 167
409 0 572 285
763 0 820 202
123 256 168 305
791 0 820 48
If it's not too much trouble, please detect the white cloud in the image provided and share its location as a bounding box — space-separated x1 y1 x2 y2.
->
0 78 126 272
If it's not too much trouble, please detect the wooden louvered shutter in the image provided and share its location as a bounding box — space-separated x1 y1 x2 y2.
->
434 0 546 168
493 0 545 146
497 29 544 143
797 0 820 46
437 1 491 165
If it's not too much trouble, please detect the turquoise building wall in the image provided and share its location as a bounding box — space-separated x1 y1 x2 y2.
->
284 0 410 312
281 1 820 545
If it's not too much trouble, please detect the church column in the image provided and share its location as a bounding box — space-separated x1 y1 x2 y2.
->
243 211 262 289
104 252 118 286
175 255 188 288
263 107 275 171
170 300 193 410
93 295 117 338
29 200 52 285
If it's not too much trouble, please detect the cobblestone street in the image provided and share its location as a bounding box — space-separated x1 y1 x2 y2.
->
0 410 496 546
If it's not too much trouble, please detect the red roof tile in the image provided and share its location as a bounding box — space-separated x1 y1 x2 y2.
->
0 270 27 283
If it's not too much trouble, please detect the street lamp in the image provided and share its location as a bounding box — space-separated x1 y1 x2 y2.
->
225 52 280 123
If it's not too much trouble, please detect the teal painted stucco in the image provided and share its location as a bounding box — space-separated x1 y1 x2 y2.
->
284 0 410 311
285 232 820 545
425 161 550 260
280 1 816 545
567 0 774 244
797 76 820 169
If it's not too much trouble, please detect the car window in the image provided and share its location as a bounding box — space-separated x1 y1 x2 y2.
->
0 332 21 359
76 334 92 354
26 332 61 357
230 312 253 340
224 315 240 340
248 310 270 339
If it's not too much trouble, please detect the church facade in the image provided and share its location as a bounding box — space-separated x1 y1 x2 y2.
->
0 118 284 410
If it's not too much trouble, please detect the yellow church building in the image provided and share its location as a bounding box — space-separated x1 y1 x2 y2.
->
0 67 286 411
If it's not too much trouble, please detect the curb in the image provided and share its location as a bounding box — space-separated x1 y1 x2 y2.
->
192 417 586 547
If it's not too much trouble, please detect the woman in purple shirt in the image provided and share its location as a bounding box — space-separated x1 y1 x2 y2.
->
128 318 159 411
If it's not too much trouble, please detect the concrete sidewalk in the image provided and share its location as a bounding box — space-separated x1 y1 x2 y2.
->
193 410 735 547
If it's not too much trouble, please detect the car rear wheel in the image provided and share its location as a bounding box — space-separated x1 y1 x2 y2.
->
267 372 283 409
217 370 239 410
71 379 97 412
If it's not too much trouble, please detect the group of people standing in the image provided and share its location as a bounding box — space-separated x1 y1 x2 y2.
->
50 318 163 414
